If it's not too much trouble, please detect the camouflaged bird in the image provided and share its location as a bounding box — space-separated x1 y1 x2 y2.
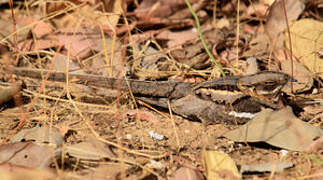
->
11 67 290 124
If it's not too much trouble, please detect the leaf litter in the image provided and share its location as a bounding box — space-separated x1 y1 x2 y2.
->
224 106 323 151
0 0 322 179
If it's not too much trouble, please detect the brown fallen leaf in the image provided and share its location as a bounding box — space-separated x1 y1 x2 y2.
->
224 106 323 151
279 54 314 93
56 27 98 59
15 16 57 52
286 19 323 78
10 126 64 146
16 16 54 38
156 28 198 48
0 142 58 168
243 33 270 59
135 0 195 19
18 38 59 52
64 137 116 160
265 0 305 49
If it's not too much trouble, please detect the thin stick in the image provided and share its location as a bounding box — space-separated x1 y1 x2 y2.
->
184 0 225 76
282 0 294 93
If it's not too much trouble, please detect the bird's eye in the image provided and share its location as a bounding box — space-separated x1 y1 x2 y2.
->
264 81 276 86
241 84 253 87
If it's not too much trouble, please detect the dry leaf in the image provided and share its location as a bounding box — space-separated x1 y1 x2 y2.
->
203 150 241 180
0 142 57 168
135 0 192 19
18 38 59 52
286 19 323 78
64 138 116 160
156 28 198 48
56 27 122 60
10 126 64 146
56 27 98 59
16 16 54 38
31 21 54 39
265 0 305 49
243 34 270 58
224 107 323 151
279 56 313 93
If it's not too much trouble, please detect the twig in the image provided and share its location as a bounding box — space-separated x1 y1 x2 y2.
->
184 0 225 76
